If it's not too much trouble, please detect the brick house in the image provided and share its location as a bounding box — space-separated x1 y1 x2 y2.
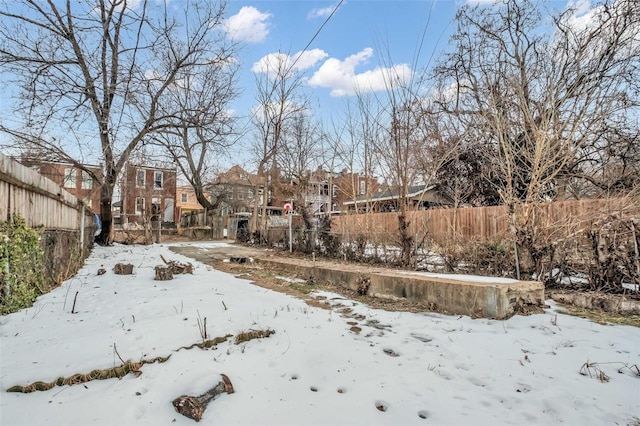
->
331 170 380 213
19 159 102 214
209 165 263 216
120 163 177 224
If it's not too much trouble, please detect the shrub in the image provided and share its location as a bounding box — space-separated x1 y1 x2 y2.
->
0 215 46 315
435 238 516 277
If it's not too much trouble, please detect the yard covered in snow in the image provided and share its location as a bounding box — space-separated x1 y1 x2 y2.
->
0 242 638 425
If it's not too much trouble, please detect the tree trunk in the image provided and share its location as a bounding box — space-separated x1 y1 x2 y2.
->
96 179 115 245
397 212 413 267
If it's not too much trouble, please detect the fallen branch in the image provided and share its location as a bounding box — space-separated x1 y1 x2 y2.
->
6 355 171 393
178 335 232 351
7 329 274 393
234 329 275 344
172 374 234 422
161 255 193 274
71 291 79 314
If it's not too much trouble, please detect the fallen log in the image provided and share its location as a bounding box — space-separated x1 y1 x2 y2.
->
172 374 234 422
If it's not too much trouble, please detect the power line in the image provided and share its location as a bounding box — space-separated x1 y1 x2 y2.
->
287 0 345 74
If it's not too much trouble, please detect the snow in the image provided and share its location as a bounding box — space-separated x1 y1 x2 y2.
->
398 270 520 284
275 276 307 284
1 242 639 426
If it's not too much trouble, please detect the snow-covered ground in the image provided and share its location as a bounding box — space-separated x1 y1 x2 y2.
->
1 242 639 426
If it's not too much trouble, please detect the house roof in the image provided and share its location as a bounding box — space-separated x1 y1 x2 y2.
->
211 165 258 186
342 184 450 206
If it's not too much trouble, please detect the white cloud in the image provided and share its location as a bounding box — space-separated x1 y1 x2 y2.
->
308 48 413 96
307 3 341 19
223 6 271 43
563 0 597 31
252 49 329 75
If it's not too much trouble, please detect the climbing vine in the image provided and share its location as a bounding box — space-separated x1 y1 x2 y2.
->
0 215 46 315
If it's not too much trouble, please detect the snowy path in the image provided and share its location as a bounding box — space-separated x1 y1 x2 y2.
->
1 242 638 425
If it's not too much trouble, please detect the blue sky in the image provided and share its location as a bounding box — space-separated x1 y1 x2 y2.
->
217 0 472 166
1 0 592 170
223 0 461 121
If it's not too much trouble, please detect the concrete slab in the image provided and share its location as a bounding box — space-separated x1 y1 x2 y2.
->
256 257 544 319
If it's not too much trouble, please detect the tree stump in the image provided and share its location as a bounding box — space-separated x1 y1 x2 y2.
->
154 266 174 281
172 374 234 422
113 263 133 275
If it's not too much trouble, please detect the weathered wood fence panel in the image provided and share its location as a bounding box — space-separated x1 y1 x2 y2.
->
331 198 637 244
0 153 91 230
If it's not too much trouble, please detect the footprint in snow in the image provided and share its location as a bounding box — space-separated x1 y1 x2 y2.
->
375 400 389 412
468 376 487 387
410 333 433 343
382 348 400 357
418 410 430 419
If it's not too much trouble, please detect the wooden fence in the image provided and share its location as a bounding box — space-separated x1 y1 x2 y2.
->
0 153 95 231
0 153 96 284
331 197 638 245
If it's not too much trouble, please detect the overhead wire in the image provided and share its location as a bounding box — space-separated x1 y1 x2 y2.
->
286 0 345 74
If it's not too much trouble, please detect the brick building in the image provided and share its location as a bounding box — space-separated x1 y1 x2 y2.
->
331 170 380 213
19 159 102 214
209 165 263 216
120 163 177 224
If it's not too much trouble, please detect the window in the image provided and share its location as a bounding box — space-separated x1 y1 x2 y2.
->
64 168 77 189
332 185 337 198
81 171 92 189
154 171 163 189
136 170 145 188
181 192 188 203
237 190 244 200
135 197 145 215
247 188 253 199
360 181 366 195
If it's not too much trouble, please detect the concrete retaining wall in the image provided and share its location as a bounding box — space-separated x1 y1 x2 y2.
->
257 257 544 319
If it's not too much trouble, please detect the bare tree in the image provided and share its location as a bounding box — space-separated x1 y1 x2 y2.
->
148 50 240 212
277 111 325 240
336 95 381 215
249 52 308 240
0 0 232 244
433 0 639 277
362 60 434 267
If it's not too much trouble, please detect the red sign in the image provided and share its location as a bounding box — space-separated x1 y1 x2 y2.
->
283 202 292 213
